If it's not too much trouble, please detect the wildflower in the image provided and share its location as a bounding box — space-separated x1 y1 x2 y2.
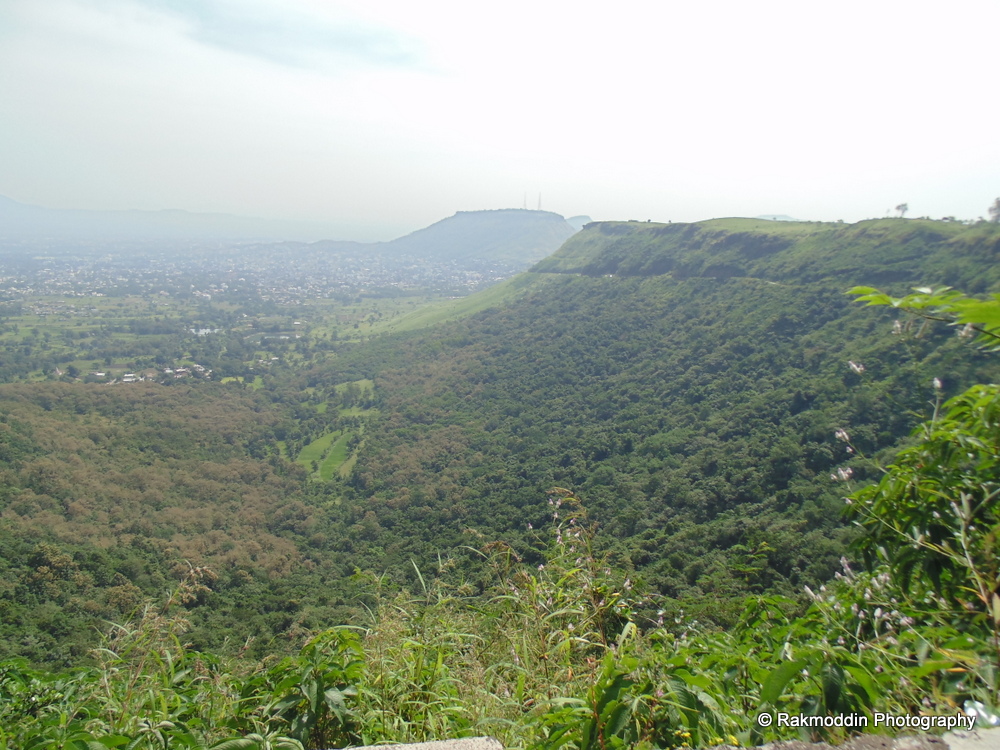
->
892 319 902 335
526 522 533 530
959 323 974 339
933 377 942 390
835 429 850 442
848 360 865 374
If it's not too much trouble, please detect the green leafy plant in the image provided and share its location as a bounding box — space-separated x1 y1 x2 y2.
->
848 285 1000 707
262 628 363 748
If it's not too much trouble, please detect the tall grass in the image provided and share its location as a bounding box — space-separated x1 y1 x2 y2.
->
2 490 997 749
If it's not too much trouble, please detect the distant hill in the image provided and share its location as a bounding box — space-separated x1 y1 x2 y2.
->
250 209 582 267
0 197 582 266
378 208 580 264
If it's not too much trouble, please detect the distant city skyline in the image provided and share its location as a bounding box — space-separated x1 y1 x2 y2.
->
2 0 998 242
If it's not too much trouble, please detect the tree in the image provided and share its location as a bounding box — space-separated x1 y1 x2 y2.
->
895 202 908 218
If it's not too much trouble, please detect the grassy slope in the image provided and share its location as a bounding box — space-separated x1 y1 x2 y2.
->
534 218 999 290
363 272 555 335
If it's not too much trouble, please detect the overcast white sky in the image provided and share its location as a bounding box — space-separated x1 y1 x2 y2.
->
1 0 998 240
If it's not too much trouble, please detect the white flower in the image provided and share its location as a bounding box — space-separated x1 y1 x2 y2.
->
848 361 865 374
933 377 942 390
835 429 850 442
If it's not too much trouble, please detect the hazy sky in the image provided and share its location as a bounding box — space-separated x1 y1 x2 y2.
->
2 0 998 240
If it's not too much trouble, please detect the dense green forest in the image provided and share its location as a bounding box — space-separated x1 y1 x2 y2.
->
2 217 1000 748
306 219 1000 620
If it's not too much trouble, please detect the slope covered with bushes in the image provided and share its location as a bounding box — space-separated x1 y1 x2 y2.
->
313 219 1000 620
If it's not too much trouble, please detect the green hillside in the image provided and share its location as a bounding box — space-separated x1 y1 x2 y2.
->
534 217 1000 290
363 272 557 335
315 218 1000 615
4 217 1000 748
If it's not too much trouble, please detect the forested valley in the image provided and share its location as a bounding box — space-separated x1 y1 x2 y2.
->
2 217 1000 748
